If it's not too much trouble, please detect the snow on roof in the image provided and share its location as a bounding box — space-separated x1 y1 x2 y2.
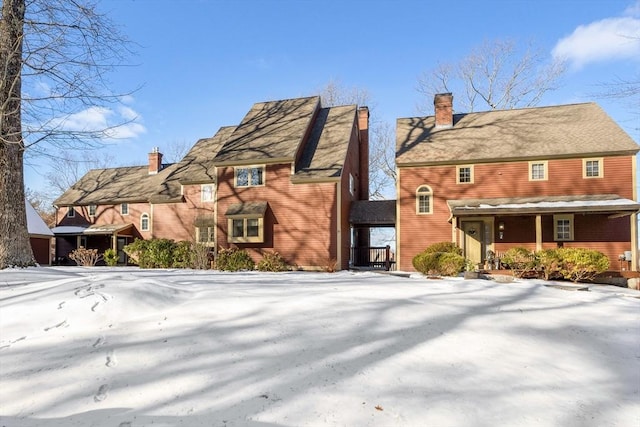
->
26 201 53 237
50 226 88 235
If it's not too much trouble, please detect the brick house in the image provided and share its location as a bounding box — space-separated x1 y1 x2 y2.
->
52 96 370 269
396 93 640 272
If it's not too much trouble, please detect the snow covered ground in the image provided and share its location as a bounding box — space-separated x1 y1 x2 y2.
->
0 267 638 427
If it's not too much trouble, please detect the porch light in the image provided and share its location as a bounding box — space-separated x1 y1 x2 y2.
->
498 222 505 240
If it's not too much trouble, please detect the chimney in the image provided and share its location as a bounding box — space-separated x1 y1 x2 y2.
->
148 147 163 174
434 93 453 128
357 106 370 200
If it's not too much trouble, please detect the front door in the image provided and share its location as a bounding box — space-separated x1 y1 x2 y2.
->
462 221 483 267
117 237 128 264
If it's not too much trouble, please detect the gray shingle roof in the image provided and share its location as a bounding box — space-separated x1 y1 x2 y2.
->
396 102 639 166
213 96 321 165
293 104 357 182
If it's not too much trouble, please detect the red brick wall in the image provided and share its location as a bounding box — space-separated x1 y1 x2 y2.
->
216 163 339 269
398 155 636 271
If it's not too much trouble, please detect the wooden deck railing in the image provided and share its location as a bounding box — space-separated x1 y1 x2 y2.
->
350 246 396 271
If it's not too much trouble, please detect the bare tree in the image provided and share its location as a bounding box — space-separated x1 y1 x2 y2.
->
318 80 396 199
0 0 133 268
25 187 55 227
45 150 116 195
417 39 566 113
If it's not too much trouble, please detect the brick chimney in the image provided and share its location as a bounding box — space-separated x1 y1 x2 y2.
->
434 93 453 128
358 106 370 200
148 147 163 174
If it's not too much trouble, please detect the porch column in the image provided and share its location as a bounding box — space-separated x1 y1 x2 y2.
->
451 217 457 245
535 215 542 251
112 234 117 252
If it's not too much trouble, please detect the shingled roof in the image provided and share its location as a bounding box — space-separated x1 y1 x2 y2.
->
396 102 639 166
213 96 321 166
292 104 357 182
53 129 228 206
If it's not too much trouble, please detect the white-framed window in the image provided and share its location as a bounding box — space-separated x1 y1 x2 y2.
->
529 161 548 181
140 213 150 231
456 165 474 184
416 185 433 214
121 203 129 215
67 207 75 218
88 205 97 216
553 214 574 241
196 226 215 246
583 158 603 178
201 184 214 202
227 217 264 243
235 166 265 187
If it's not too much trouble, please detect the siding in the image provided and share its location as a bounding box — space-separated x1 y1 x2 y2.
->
216 163 338 269
398 155 636 271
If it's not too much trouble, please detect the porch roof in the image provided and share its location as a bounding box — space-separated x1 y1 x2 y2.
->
448 194 640 217
349 200 397 226
51 223 134 236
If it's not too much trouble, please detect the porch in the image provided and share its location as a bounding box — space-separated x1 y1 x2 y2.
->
349 200 396 271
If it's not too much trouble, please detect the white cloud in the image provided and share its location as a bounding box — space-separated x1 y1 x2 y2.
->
54 105 146 142
552 14 640 69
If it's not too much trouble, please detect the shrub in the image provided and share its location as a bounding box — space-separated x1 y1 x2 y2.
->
103 248 118 266
69 247 101 266
412 242 466 276
558 248 609 283
147 238 176 268
215 247 255 271
123 239 152 268
501 247 538 278
536 248 563 280
172 240 194 269
191 242 212 270
257 251 289 272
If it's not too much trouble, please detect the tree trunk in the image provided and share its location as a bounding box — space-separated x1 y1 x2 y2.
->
0 0 35 268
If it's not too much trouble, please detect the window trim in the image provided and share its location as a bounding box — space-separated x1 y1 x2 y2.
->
88 204 97 216
583 158 603 179
553 214 574 241
121 203 129 215
456 165 474 184
416 185 433 215
67 207 75 218
528 160 548 181
227 217 264 243
201 184 215 202
234 165 265 188
140 213 150 231
196 226 215 246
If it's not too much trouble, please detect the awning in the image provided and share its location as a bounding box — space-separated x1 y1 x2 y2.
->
448 194 640 217
226 201 268 218
194 214 216 227
349 200 396 226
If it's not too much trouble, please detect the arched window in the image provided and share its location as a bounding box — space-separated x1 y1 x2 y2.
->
140 213 150 231
416 185 433 214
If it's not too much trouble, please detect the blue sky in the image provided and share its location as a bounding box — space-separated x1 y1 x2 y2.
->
24 0 640 194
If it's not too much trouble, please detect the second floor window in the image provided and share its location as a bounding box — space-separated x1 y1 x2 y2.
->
121 203 129 215
67 207 75 218
235 166 264 187
583 158 602 178
456 166 473 184
529 161 548 181
88 205 97 216
201 184 214 202
416 185 433 214
140 213 150 231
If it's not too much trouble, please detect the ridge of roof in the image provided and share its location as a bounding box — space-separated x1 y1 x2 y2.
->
396 102 639 166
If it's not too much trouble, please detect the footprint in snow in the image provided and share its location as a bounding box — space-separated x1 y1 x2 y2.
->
44 320 67 331
106 349 117 367
94 384 109 402
92 336 105 348
58 301 65 310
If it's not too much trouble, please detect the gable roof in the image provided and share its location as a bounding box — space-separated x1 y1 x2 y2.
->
53 131 228 206
292 104 357 182
213 96 321 166
26 201 53 237
396 102 639 166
